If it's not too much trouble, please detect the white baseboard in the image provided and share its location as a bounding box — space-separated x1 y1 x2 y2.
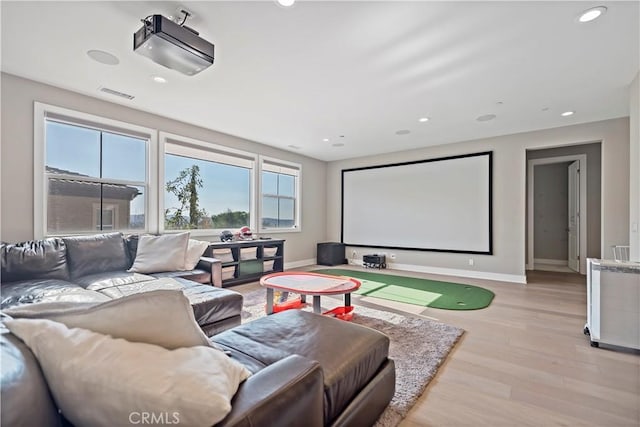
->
284 258 316 270
286 258 527 284
387 262 527 284
534 258 568 266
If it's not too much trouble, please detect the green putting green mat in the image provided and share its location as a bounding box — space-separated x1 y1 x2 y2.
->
312 268 494 310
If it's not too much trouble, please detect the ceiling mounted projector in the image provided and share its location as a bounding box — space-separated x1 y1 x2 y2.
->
134 14 214 76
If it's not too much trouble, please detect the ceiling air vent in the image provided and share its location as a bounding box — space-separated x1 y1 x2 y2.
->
99 87 135 100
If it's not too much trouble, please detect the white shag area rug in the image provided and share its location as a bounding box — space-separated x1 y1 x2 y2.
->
241 289 464 427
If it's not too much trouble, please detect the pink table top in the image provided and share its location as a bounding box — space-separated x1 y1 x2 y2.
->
260 271 360 295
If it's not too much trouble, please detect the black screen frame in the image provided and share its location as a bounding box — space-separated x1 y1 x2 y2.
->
340 151 493 255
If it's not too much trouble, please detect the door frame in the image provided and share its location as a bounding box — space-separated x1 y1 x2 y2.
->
527 154 587 274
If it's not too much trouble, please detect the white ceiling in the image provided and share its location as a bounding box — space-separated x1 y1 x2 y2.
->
1 1 638 161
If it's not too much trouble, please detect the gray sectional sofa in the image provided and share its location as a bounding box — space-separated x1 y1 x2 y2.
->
0 232 243 335
0 232 396 427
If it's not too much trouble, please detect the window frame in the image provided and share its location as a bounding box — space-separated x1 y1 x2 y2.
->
258 155 302 233
93 203 118 231
159 132 257 236
34 102 158 238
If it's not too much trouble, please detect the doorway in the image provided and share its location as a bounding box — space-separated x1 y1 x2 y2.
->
527 155 587 274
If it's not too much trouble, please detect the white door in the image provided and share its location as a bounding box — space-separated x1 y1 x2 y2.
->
568 161 580 272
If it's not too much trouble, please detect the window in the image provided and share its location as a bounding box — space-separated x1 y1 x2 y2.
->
93 204 118 230
35 103 154 237
260 157 301 231
162 133 255 234
34 105 303 239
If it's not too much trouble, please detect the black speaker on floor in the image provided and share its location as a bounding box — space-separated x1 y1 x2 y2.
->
317 242 346 266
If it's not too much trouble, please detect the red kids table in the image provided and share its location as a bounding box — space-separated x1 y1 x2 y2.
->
259 271 361 321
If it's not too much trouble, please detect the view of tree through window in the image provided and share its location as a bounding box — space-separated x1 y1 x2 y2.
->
39 108 301 237
164 153 251 230
45 120 147 234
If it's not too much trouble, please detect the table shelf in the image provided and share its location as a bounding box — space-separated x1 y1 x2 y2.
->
205 239 285 287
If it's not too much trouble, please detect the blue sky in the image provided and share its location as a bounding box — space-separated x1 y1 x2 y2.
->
46 121 250 217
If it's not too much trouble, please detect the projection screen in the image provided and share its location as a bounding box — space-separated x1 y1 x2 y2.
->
341 151 492 254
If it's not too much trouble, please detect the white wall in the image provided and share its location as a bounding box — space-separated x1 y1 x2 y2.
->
630 71 639 262
327 118 630 283
0 73 327 265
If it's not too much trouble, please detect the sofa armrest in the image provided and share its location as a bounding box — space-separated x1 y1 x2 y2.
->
196 257 222 287
216 355 324 427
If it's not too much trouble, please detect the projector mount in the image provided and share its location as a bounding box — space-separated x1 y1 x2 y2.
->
141 9 199 36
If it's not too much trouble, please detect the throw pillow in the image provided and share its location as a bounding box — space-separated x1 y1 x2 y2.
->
3 289 211 349
128 232 190 274
183 239 210 270
4 318 251 427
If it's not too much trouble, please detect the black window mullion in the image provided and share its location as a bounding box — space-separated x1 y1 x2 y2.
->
276 174 281 227
99 131 103 230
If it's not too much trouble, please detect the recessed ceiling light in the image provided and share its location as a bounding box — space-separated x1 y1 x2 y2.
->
151 75 167 83
476 114 496 122
577 6 607 23
332 143 344 147
322 138 330 142
395 130 411 135
277 0 295 7
87 50 119 65
561 111 575 117
418 117 430 122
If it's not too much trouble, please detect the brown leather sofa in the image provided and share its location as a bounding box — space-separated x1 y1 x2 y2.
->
1 232 243 336
1 310 395 427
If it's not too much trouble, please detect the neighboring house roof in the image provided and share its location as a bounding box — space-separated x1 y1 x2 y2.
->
46 166 141 201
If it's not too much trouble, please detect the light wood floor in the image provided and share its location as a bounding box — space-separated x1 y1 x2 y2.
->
395 269 640 427
236 267 640 426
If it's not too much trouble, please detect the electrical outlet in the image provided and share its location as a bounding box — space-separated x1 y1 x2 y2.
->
468 258 474 266
390 253 396 260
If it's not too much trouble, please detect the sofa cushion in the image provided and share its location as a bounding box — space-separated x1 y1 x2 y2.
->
1 238 69 283
0 329 60 427
81 276 243 331
128 232 190 274
213 310 390 425
4 318 252 427
63 233 129 279
151 269 210 284
177 279 244 331
4 290 212 349
89 277 185 299
73 271 156 290
0 279 110 310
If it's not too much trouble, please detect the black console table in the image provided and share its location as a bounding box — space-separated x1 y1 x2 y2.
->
205 239 285 287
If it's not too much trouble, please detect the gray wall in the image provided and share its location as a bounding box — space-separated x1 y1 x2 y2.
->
1 72 633 280
0 73 327 265
327 118 629 282
630 71 639 261
527 142 602 259
533 162 570 261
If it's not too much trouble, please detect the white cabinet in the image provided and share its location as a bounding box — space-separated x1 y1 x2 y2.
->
586 258 640 350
